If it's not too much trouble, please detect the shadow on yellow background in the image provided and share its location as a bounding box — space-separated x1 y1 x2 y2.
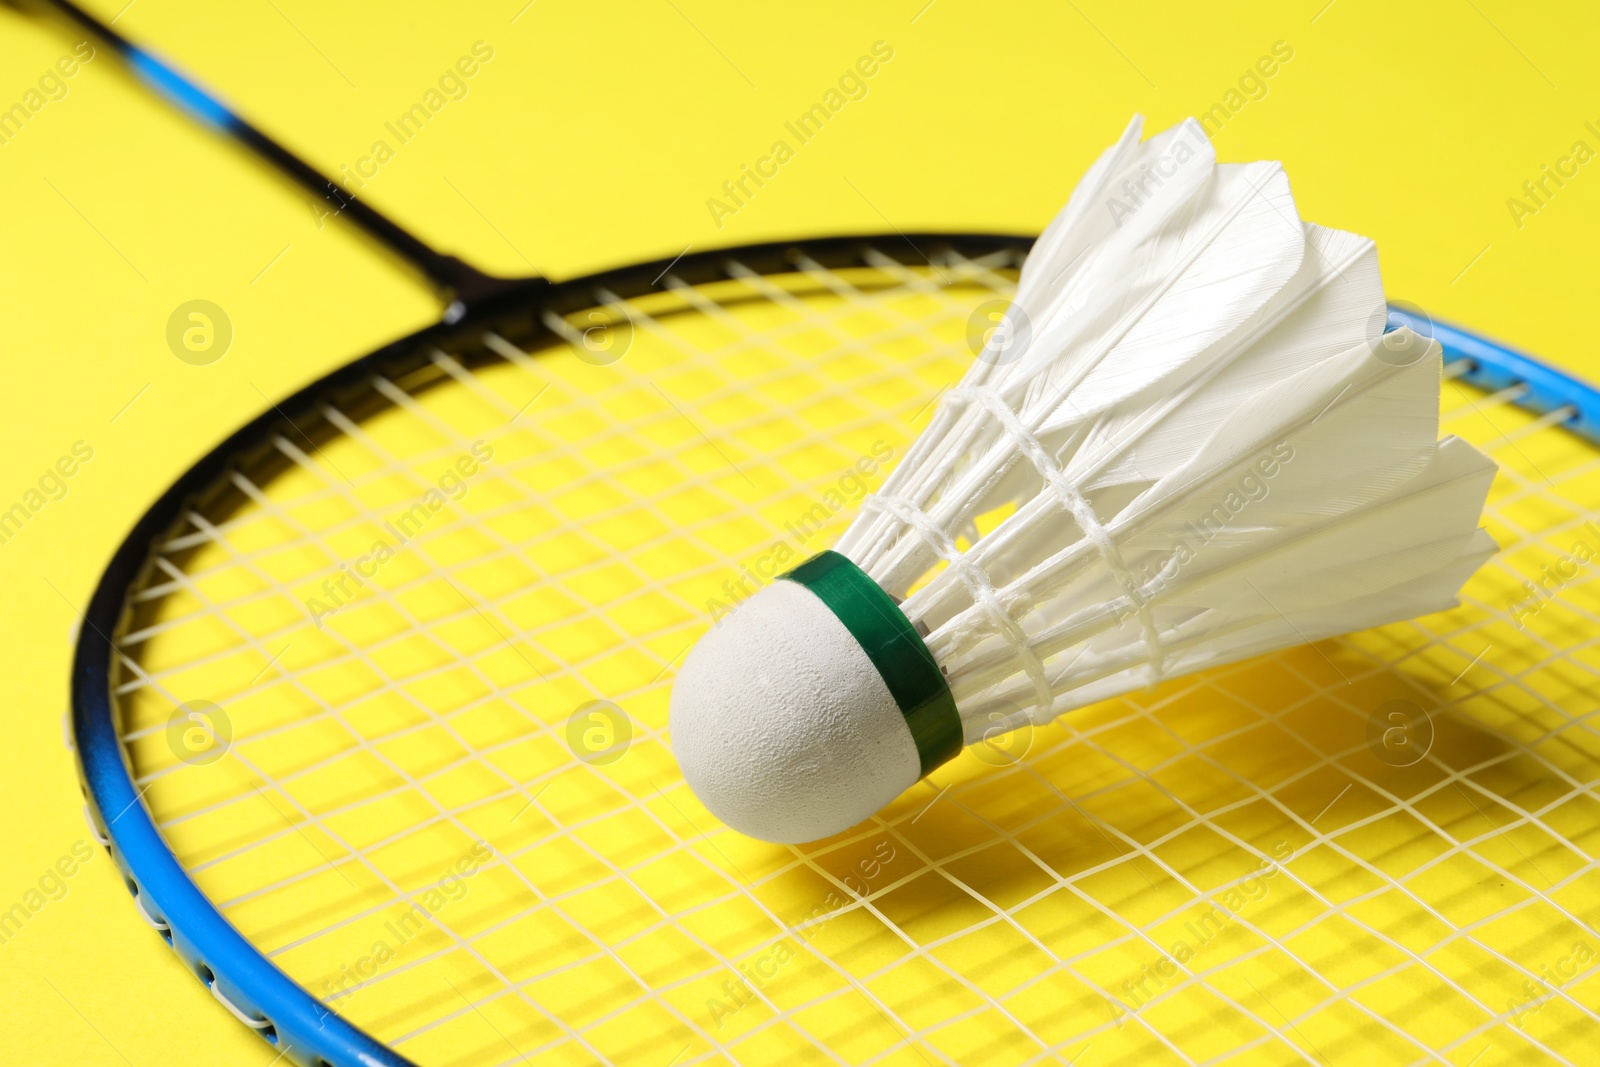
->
1 1 1597 1062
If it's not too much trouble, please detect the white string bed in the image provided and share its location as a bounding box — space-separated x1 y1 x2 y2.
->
109 246 1599 1066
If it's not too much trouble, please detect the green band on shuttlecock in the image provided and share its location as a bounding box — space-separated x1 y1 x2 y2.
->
780 550 962 777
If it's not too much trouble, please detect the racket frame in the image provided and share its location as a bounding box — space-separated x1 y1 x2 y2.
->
69 231 1025 1067
70 265 1599 1064
41 2 1600 1060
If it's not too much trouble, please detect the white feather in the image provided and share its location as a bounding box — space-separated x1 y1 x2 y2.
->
836 115 1497 739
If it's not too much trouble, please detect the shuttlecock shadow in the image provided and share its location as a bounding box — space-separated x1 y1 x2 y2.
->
854 642 1548 908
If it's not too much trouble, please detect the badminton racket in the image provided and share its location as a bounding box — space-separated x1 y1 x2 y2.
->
49 2 1600 1065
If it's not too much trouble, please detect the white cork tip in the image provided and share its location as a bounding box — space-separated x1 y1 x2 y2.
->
669 580 922 844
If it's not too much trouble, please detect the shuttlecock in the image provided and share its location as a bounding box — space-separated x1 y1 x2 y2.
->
670 116 1496 844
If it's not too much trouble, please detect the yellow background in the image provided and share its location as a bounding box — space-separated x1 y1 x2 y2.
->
2 0 1597 1062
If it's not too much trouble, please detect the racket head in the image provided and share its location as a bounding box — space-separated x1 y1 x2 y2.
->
72 234 1600 1067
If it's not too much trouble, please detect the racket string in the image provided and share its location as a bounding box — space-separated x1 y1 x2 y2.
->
118 263 1003 679
116 259 1011 755
380 255 1056 1062
122 257 1048 1061
105 254 1600 1065
141 258 984 588
147 447 719 1063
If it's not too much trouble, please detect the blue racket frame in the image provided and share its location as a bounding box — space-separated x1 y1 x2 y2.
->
68 229 1030 1067
41 1 1600 1064
70 296 1600 1067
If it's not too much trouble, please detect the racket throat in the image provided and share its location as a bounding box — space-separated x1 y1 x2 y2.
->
437 261 551 324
